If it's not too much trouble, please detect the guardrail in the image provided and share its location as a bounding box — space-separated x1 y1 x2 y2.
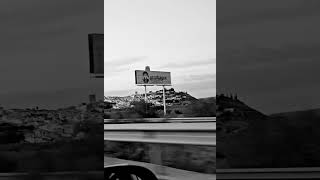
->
104 117 216 146
104 117 216 179
104 117 216 123
217 167 320 179
104 117 320 179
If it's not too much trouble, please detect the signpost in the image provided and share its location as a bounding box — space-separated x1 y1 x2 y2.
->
88 33 104 77
162 85 166 115
135 66 171 116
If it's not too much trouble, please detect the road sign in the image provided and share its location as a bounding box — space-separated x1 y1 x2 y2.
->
88 34 103 75
135 70 171 86
135 66 171 116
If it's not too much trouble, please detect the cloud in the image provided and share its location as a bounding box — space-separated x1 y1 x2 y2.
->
218 0 320 28
217 0 320 113
0 0 102 27
0 87 103 109
175 78 216 98
157 58 215 69
218 43 320 95
0 0 103 55
104 0 215 98
219 43 320 73
105 77 216 98
105 56 147 69
0 0 103 107
104 89 135 97
104 56 148 78
181 73 216 82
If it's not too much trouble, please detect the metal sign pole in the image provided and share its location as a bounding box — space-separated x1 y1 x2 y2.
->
144 85 147 102
163 85 166 116
144 85 147 114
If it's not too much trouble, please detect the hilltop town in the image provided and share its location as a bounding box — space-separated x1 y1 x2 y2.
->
0 101 104 144
104 89 215 119
0 101 104 172
104 88 197 109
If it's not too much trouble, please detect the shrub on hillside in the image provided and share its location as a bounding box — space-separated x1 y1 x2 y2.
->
130 100 158 118
185 100 216 117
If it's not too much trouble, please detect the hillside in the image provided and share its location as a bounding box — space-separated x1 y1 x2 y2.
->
217 94 267 139
199 97 216 103
217 94 320 168
0 101 104 172
168 96 216 117
104 95 216 173
271 108 320 126
105 89 215 118
105 88 197 109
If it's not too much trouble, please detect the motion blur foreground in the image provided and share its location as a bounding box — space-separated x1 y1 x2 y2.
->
104 115 216 180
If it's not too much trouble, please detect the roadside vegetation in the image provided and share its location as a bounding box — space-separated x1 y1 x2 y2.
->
104 97 216 119
104 97 216 173
104 141 215 174
217 94 320 168
0 119 103 173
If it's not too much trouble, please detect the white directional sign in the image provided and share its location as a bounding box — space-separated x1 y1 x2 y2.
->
135 70 171 86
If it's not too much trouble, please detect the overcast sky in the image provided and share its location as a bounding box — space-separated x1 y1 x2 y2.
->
218 0 320 114
0 0 103 109
104 0 216 98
